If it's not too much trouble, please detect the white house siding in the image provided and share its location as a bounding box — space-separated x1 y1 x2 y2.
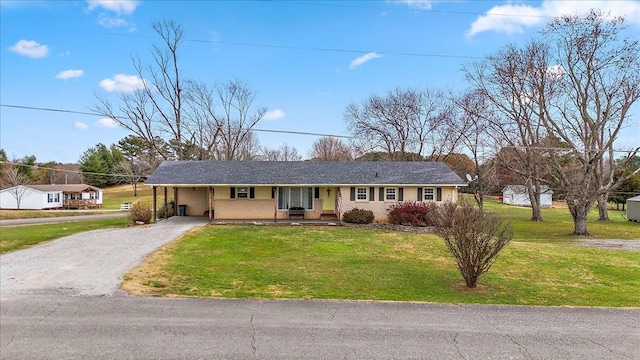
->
502 186 552 207
0 186 63 210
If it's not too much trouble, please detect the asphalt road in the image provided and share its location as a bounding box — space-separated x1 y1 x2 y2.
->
0 213 128 226
1 295 638 360
1 217 639 359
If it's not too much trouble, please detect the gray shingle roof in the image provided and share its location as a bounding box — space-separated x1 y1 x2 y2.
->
27 184 102 192
145 161 466 186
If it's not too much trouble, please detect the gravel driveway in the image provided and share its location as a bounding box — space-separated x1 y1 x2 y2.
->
0 217 209 298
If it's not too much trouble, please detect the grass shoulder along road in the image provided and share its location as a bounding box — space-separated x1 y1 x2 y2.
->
0 209 116 220
0 218 129 254
122 223 640 307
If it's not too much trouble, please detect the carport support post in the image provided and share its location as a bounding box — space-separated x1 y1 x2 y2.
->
163 187 167 214
152 186 157 223
208 186 213 222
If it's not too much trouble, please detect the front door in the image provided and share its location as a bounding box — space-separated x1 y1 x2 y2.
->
323 187 336 212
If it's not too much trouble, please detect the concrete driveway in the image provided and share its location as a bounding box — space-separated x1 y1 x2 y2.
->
0 216 209 297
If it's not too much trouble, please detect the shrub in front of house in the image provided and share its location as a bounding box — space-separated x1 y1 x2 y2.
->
342 208 374 224
159 200 175 219
387 201 439 227
434 201 513 288
129 201 152 224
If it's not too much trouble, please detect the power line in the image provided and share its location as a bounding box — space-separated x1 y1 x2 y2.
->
0 161 129 178
111 33 482 60
2 103 637 153
0 104 351 139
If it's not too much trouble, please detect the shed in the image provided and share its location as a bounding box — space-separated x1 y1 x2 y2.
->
502 185 553 207
627 195 640 222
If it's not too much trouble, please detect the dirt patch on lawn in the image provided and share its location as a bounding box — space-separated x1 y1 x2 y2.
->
120 231 193 296
574 239 640 251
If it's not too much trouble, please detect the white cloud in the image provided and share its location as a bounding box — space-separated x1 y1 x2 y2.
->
264 109 286 120
95 118 119 128
86 0 139 15
546 64 565 80
99 74 145 93
395 0 433 10
467 1 640 37
56 69 84 80
97 13 128 28
349 52 383 69
74 122 88 130
9 39 49 58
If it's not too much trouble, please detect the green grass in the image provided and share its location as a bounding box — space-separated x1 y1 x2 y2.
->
479 198 639 242
101 183 174 210
125 221 640 306
0 218 129 254
0 209 112 220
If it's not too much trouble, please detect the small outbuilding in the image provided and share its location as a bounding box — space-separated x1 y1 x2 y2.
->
502 185 553 207
627 195 640 222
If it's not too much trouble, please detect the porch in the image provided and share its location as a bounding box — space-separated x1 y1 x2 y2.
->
157 215 342 226
63 199 102 209
150 185 340 223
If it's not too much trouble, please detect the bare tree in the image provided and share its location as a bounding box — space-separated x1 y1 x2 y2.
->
2 165 31 209
344 87 459 160
213 80 266 160
93 21 266 162
259 144 302 161
452 90 498 213
186 79 266 160
466 11 640 234
464 41 554 222
233 131 262 161
308 137 353 161
113 160 150 197
94 20 186 160
540 11 640 234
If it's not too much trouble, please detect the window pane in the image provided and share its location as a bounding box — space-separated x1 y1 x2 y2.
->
356 187 367 200
385 188 396 200
278 187 289 210
279 187 314 210
424 188 434 200
307 187 313 209
290 187 301 207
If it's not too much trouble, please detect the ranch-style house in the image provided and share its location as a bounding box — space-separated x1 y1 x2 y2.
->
145 160 466 223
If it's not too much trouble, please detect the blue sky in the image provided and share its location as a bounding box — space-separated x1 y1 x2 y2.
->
1 0 639 163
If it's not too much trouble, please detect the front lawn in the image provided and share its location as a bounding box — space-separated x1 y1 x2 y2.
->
481 198 639 242
102 183 173 210
0 218 129 254
122 224 640 307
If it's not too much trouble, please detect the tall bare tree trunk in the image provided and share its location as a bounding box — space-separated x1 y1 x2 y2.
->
597 193 610 221
525 180 544 222
567 198 592 236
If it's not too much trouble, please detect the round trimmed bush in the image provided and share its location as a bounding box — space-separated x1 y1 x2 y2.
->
342 208 374 224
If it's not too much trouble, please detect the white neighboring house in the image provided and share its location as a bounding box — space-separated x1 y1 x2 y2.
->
502 185 553 207
627 195 640 222
0 184 103 210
